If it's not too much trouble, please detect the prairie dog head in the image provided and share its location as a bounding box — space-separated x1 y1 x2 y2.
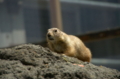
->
46 28 64 42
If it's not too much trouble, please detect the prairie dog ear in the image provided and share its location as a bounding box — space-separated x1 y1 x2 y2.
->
61 36 64 40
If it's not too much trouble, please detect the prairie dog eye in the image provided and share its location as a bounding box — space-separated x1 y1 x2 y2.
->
54 30 57 32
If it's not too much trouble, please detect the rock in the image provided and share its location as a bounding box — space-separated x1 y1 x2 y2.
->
0 44 120 79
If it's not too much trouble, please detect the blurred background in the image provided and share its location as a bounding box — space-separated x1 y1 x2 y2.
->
0 0 120 70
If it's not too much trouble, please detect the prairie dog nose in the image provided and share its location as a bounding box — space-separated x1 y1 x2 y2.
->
47 34 51 37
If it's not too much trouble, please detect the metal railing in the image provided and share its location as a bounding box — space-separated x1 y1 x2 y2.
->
61 0 120 9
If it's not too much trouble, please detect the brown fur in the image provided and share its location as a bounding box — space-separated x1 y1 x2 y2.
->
46 28 92 62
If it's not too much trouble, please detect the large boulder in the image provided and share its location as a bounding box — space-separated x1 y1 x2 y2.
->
0 44 120 79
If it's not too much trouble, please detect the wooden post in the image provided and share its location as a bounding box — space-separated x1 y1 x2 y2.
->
49 0 63 30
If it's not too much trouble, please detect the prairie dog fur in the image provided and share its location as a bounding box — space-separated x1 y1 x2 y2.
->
46 28 92 62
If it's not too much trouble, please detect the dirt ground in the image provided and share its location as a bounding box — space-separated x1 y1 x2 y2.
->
0 44 120 79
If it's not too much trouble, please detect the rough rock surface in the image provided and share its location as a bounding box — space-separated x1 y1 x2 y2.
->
0 44 120 79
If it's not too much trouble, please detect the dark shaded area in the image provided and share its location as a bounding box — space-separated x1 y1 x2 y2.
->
0 44 120 79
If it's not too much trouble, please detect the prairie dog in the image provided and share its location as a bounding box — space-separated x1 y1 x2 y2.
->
46 28 92 62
